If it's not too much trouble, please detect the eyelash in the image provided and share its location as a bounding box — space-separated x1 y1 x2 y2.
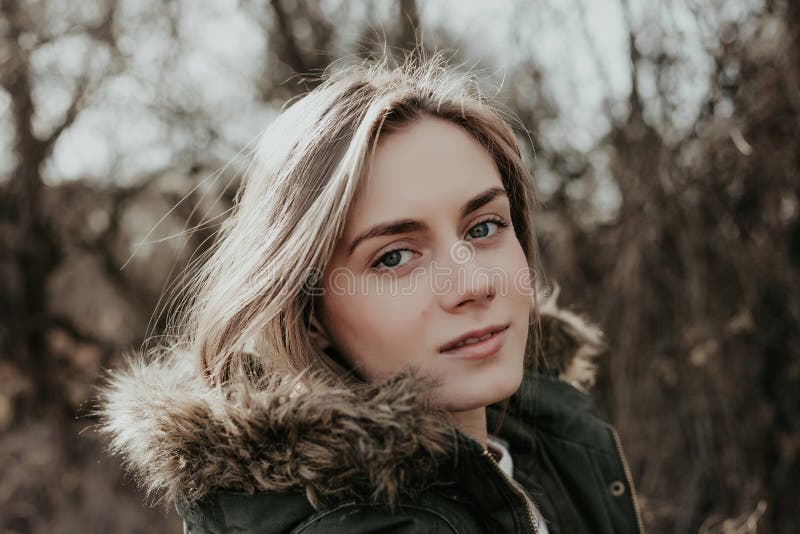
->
369 216 511 271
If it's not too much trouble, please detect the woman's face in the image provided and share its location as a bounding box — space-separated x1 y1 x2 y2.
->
317 115 532 412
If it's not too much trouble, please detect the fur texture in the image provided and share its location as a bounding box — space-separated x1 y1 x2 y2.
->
538 284 606 393
93 350 459 510
94 291 603 511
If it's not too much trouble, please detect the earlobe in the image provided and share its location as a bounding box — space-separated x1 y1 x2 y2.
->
309 310 332 349
309 309 363 379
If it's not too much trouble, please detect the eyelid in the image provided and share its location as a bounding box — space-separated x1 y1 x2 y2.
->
368 242 417 269
472 213 509 225
466 214 510 237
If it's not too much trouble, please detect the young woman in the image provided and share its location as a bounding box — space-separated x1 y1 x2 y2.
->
97 51 644 533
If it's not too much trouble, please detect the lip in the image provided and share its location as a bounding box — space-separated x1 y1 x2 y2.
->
438 323 510 359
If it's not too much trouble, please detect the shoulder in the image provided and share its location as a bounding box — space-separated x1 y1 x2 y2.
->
177 489 486 534
292 501 470 534
292 485 491 534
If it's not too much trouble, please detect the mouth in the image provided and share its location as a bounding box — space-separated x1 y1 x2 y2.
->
439 323 510 359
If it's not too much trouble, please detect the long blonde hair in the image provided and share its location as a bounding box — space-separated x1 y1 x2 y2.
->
165 48 545 387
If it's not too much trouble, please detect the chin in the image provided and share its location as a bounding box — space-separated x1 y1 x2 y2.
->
436 359 525 412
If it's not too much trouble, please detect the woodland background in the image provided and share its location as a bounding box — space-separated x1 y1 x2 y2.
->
1 0 798 532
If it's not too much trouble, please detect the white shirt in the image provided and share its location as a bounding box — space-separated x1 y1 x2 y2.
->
486 434 550 534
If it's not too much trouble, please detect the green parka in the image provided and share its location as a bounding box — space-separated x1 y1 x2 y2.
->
97 349 644 533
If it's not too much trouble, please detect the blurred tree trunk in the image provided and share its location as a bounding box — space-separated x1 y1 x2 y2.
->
2 0 62 415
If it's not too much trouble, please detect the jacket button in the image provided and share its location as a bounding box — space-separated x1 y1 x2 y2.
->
609 480 626 496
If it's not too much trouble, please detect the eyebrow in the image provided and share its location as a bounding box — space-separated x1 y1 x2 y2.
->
347 186 508 257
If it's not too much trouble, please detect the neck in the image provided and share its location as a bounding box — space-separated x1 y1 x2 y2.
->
448 406 488 449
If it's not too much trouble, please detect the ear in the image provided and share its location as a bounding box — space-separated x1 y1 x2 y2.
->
309 310 333 349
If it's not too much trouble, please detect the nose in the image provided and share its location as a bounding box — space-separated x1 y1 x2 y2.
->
435 240 497 312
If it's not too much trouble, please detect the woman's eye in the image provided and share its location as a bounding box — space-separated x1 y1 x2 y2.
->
370 218 509 271
371 249 414 270
466 218 509 240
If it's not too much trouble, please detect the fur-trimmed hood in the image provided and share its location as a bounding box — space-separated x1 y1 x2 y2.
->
94 291 604 513
94 351 461 510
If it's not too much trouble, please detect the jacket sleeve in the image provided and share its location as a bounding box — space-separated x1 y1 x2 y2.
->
291 502 461 534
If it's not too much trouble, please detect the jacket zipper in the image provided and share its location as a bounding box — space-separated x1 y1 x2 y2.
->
609 425 645 533
481 448 538 533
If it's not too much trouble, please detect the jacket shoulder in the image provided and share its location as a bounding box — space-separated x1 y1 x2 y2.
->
178 489 486 534
292 501 467 534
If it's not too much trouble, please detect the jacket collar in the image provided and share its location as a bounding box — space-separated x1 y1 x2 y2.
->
94 340 599 511
94 350 466 510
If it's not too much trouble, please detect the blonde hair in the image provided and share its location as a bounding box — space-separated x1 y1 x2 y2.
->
166 48 545 387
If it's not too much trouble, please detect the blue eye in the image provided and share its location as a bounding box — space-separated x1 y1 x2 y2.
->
369 217 510 272
467 217 509 240
371 249 414 270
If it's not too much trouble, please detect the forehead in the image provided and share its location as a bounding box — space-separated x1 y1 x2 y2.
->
347 116 504 229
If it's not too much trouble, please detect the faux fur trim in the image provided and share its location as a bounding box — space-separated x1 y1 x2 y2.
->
93 350 458 509
538 283 605 394
94 285 604 511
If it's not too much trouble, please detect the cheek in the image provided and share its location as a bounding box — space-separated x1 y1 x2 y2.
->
499 239 534 304
321 286 430 377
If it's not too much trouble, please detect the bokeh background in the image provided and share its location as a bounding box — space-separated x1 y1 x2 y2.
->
1 0 798 532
